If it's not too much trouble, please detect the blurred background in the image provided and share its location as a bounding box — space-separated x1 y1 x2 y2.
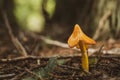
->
0 0 120 41
0 1 120 79
0 0 120 58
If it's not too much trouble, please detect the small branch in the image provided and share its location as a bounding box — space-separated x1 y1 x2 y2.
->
27 32 98 54
10 72 26 80
58 65 82 71
0 73 15 79
0 55 81 63
97 44 104 59
93 11 111 40
2 12 27 57
27 32 120 55
0 54 120 63
28 32 69 48
25 68 44 80
48 73 70 79
10 64 46 80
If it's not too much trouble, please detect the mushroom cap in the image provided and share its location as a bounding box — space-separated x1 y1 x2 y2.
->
68 24 96 48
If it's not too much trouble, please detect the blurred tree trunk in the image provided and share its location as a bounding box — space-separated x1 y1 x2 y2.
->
0 0 19 35
45 0 96 41
93 0 120 40
45 0 120 41
1 0 119 41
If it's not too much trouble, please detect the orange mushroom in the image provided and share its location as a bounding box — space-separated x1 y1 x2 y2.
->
68 24 96 72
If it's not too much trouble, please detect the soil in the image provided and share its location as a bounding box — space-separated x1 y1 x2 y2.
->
0 30 120 80
0 53 120 80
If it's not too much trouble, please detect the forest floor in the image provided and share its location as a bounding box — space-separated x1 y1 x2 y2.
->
0 14 120 80
0 29 120 80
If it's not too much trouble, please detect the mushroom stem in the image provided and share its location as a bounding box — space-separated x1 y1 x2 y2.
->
79 41 89 71
67 24 96 72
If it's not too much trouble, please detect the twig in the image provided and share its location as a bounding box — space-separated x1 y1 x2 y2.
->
10 64 45 80
97 44 104 59
0 54 120 63
2 12 28 57
48 73 70 79
0 73 15 79
58 65 82 71
10 71 26 80
95 45 104 68
27 32 69 48
27 32 98 54
27 32 120 55
59 65 92 75
25 68 44 80
10 64 46 80
93 11 111 40
0 55 80 63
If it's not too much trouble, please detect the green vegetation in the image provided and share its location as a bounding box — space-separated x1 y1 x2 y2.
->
14 0 56 32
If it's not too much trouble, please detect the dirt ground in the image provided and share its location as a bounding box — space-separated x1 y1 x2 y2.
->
0 50 120 80
0 28 120 80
